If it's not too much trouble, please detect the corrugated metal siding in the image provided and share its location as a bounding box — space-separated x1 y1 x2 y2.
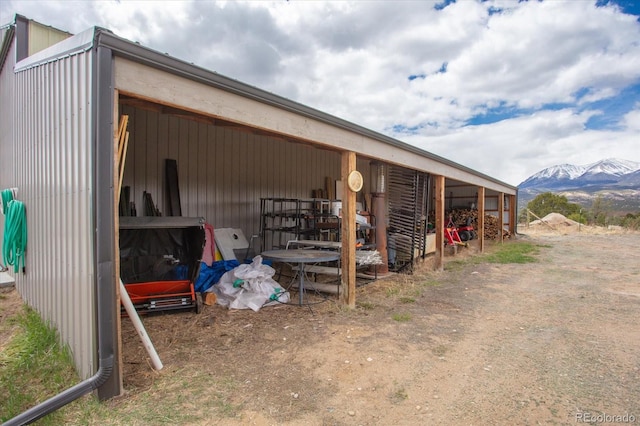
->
0 30 16 246
120 105 345 251
12 51 96 379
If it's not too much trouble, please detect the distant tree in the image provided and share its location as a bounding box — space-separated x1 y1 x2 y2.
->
525 192 580 221
567 212 586 224
590 195 612 226
621 212 640 230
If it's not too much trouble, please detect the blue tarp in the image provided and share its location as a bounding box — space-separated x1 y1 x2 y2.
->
194 260 240 293
177 258 273 293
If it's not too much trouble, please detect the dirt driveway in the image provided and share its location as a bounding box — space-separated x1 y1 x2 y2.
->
111 229 640 425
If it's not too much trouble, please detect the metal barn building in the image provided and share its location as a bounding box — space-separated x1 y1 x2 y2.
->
0 15 517 421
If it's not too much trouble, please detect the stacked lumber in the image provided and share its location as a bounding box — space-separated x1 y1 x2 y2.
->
117 115 129 197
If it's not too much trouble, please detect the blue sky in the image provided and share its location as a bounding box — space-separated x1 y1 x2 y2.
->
1 0 639 185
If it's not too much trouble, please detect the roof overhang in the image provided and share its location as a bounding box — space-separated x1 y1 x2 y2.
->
12 24 517 195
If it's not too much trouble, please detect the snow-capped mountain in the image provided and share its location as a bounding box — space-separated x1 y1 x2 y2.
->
519 158 640 189
518 158 640 213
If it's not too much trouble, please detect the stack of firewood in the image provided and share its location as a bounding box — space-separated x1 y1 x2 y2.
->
482 213 511 240
429 208 511 240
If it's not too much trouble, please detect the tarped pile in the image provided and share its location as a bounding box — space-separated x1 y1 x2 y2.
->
207 255 289 311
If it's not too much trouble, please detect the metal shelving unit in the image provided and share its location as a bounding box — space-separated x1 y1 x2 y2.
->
259 198 339 251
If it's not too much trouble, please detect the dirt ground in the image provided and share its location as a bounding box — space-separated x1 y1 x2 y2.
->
111 223 639 425
3 223 640 425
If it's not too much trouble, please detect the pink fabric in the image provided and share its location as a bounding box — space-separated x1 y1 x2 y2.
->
202 223 215 266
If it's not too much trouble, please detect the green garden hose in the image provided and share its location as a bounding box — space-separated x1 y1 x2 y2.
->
2 189 27 273
1 188 13 215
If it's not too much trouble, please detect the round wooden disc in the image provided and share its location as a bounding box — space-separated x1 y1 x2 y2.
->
347 170 363 192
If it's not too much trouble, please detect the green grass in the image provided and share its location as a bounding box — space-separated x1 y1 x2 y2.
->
0 305 83 424
385 286 401 297
0 302 214 424
481 241 541 264
445 241 543 271
420 279 441 287
391 312 412 322
356 301 376 310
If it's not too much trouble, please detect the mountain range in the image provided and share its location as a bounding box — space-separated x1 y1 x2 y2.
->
518 158 640 213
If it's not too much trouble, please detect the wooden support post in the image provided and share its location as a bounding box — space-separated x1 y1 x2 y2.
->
434 175 445 271
508 194 517 235
340 151 357 307
498 192 505 243
477 187 485 253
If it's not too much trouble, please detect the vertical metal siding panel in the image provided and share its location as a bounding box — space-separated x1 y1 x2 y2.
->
187 120 199 217
226 127 235 225
218 126 227 223
62 58 72 341
288 142 298 197
52 60 62 327
13 52 96 379
156 111 169 213
177 118 187 215
275 139 284 197
67 55 78 365
238 131 247 228
309 145 318 196
269 137 279 199
133 109 147 213
0 38 16 249
202 123 222 227
120 105 134 202
36 66 43 303
281 141 290 198
303 145 312 197
236 132 245 228
166 115 179 214
217 127 229 226
244 133 254 236
236 131 247 228
260 137 271 235
245 134 259 238
146 110 159 207
177 118 189 215
205 125 216 224
197 122 208 217
45 63 56 321
269 138 278 197
290 142 299 197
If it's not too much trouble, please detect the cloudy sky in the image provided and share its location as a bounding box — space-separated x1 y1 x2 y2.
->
2 0 639 186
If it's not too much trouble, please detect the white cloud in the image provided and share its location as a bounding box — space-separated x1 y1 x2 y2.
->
1 0 639 186
621 104 640 131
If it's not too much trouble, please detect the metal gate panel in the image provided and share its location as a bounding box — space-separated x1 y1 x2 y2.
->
387 166 430 271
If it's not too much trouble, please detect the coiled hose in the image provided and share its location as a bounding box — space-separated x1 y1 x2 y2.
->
2 189 27 273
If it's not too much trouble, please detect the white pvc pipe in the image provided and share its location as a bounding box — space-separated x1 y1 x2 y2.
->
119 280 163 370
